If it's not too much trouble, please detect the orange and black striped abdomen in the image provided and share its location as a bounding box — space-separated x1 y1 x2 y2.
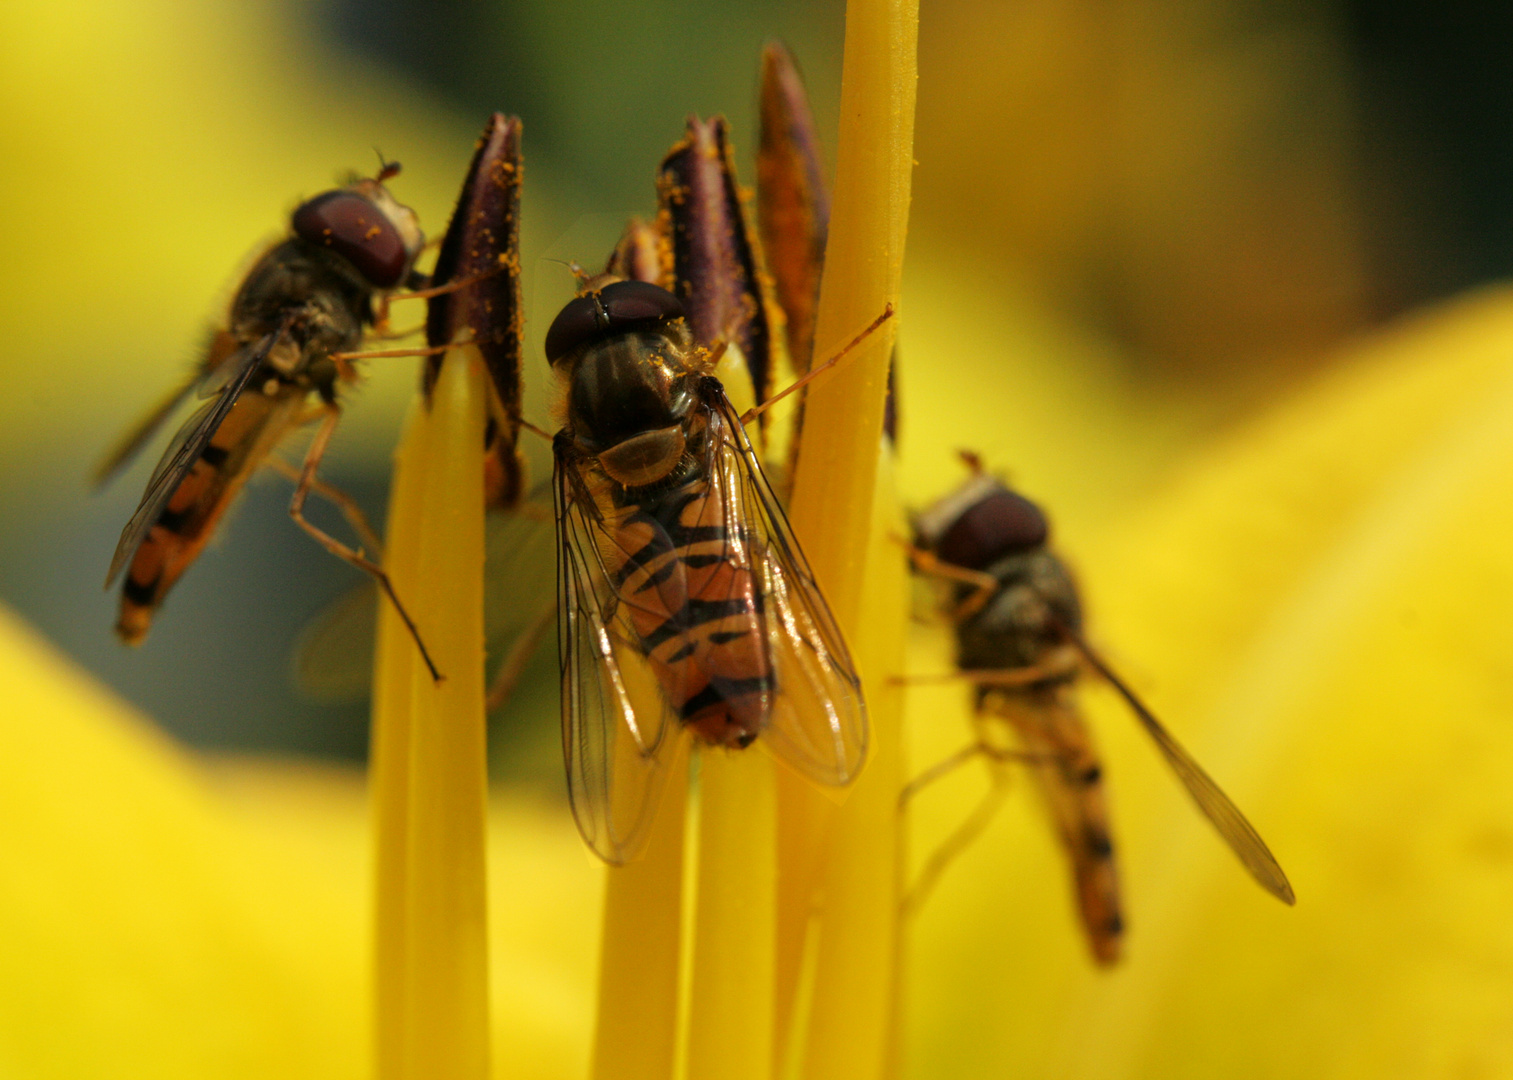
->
985 679 1124 966
602 477 774 748
117 388 303 644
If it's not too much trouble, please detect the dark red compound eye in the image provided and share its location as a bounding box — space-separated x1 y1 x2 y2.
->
544 280 685 364
935 488 1050 570
291 190 409 289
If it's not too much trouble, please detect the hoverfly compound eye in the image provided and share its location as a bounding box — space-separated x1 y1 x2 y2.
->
292 190 411 289
598 280 685 324
544 281 686 365
936 488 1050 570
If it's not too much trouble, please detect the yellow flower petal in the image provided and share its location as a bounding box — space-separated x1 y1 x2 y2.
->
905 287 1513 1077
0 602 366 1077
0 604 600 1078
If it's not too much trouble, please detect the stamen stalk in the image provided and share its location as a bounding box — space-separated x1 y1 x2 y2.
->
685 750 778 1080
372 347 490 1080
779 0 919 1076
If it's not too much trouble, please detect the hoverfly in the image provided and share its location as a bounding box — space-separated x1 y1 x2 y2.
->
902 454 1294 965
287 59 880 865
547 277 881 863
99 160 447 678
290 113 538 705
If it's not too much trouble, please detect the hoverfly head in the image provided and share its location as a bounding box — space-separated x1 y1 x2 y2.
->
548 281 701 486
915 469 1050 571
291 167 424 291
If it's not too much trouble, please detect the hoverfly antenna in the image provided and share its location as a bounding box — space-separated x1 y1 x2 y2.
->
373 149 402 183
958 449 985 474
545 258 617 297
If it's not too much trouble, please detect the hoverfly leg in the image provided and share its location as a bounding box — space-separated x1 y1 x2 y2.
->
265 454 384 559
899 742 985 806
328 343 451 363
901 771 1012 918
895 535 1000 621
484 599 556 713
900 739 1050 807
289 406 444 682
516 416 555 444
738 303 895 426
391 265 504 302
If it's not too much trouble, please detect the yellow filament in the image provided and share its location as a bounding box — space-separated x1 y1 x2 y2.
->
589 759 688 1080
684 749 779 1080
794 454 910 1080
778 0 919 1076
372 347 490 1080
371 396 425 1079
785 0 918 617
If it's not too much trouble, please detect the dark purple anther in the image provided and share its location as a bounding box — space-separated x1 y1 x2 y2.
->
426 113 525 506
758 42 830 375
657 115 776 402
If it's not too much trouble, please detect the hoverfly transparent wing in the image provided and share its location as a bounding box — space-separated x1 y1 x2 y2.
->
92 376 200 490
105 316 292 587
554 445 679 864
291 579 378 702
1065 627 1296 905
291 480 558 705
92 330 247 489
703 381 868 785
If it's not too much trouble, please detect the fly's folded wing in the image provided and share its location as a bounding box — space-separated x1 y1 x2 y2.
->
105 317 291 587
704 384 868 786
554 453 679 865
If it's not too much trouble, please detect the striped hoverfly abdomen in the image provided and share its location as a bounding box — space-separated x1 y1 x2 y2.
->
549 279 867 864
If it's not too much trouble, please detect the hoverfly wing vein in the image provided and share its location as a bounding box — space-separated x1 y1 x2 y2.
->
92 373 201 490
105 318 290 588
554 446 677 865
1068 627 1296 905
705 382 867 785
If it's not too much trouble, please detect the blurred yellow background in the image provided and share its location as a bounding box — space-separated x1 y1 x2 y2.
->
4 0 1513 1076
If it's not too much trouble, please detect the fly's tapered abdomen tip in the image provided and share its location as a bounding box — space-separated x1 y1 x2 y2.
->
114 610 150 646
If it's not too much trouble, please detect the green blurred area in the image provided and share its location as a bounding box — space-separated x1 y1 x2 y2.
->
0 0 842 773
1 0 1510 770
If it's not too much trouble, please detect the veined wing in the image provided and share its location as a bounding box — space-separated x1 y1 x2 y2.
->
292 480 558 704
704 380 868 786
554 443 679 864
105 317 291 587
92 331 248 489
92 374 200 490
1069 629 1296 905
